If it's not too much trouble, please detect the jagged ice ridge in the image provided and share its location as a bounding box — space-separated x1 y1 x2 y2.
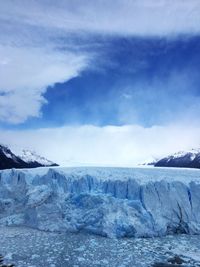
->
0 167 200 238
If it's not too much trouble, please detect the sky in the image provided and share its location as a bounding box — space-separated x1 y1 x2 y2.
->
0 0 200 166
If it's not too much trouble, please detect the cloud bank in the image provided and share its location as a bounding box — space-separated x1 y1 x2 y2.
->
1 124 200 166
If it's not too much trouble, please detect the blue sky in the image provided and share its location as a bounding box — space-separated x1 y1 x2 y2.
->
4 35 200 130
38 36 200 128
0 0 200 165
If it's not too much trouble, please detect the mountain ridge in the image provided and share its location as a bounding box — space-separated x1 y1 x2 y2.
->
0 144 58 170
154 148 200 169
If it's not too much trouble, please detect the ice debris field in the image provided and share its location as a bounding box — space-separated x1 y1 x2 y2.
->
1 226 200 267
0 166 200 238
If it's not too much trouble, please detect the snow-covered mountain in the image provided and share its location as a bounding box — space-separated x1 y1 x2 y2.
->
0 144 58 170
155 149 200 169
0 166 200 238
19 149 58 167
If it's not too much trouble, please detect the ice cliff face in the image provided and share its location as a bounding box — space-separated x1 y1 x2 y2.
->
0 167 200 238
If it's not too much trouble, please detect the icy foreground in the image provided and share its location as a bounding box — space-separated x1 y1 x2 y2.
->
1 226 200 267
0 167 200 238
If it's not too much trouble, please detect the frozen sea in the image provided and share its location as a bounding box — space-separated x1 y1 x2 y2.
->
1 226 200 267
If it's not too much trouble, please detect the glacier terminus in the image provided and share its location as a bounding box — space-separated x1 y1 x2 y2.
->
0 166 200 238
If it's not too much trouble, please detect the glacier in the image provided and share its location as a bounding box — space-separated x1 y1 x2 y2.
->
0 166 200 238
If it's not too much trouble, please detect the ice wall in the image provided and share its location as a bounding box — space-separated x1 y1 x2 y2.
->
0 167 200 238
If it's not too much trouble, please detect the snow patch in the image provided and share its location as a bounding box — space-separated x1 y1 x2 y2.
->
18 149 55 166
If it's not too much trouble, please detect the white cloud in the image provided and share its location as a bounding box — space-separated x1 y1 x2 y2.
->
0 89 46 124
0 124 200 166
1 0 200 36
0 45 89 123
